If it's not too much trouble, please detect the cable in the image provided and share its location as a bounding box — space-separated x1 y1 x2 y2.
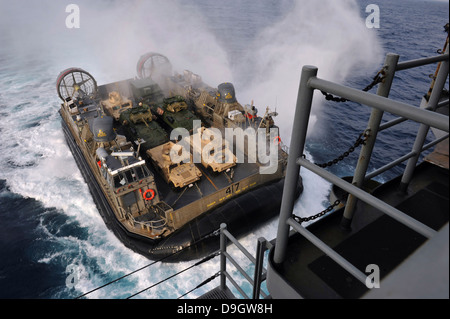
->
126 252 220 299
75 258 159 299
177 272 220 299
75 227 220 299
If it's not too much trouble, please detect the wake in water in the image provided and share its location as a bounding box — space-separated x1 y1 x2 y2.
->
0 0 381 298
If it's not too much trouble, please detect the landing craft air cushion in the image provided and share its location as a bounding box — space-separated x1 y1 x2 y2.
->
57 53 303 261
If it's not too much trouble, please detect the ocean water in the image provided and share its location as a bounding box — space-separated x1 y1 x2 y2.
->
0 0 448 299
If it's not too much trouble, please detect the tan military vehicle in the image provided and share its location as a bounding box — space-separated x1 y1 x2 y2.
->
147 141 202 188
189 127 237 173
102 91 133 121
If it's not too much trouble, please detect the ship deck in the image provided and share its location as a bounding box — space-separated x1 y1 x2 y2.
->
424 137 449 169
153 160 260 210
267 152 449 298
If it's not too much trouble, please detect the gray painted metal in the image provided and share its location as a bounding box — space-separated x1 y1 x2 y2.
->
220 223 227 290
395 53 449 71
286 217 368 284
271 51 448 268
401 44 449 190
365 133 449 180
342 53 399 227
252 238 268 299
307 78 449 132
378 99 449 131
297 157 437 239
273 66 318 265
218 50 449 297
218 223 269 299
363 224 449 299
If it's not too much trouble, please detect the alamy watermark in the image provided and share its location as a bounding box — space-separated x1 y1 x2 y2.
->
65 264 94 290
66 4 380 30
65 4 80 29
170 120 279 175
365 264 380 289
65 262 381 291
366 4 380 29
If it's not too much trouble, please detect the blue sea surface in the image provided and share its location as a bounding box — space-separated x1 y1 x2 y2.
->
0 0 448 299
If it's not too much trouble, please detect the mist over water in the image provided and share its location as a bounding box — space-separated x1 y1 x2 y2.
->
0 0 388 298
1 0 232 84
237 0 383 139
0 0 382 137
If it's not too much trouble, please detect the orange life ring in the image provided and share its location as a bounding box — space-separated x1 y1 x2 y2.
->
143 189 155 201
274 136 281 145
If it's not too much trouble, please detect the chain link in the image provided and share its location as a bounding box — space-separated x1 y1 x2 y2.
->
294 129 370 222
314 129 370 168
292 68 386 226
293 199 342 223
321 67 387 102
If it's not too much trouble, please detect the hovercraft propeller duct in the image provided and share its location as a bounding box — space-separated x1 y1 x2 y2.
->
56 68 98 101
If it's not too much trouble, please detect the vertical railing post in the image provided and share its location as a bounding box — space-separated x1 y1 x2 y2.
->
252 237 266 299
273 65 317 265
340 53 399 230
219 223 227 290
400 43 449 192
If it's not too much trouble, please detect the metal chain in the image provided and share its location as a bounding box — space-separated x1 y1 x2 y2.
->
314 129 371 168
294 129 371 223
292 68 388 226
321 67 387 102
293 199 342 223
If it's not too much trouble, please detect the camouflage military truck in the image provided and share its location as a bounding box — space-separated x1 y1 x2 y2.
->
119 103 169 153
152 95 199 132
101 91 133 121
130 77 165 105
147 141 202 188
188 127 237 173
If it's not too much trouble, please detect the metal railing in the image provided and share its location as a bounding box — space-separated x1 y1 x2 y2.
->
272 43 449 288
219 223 271 299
